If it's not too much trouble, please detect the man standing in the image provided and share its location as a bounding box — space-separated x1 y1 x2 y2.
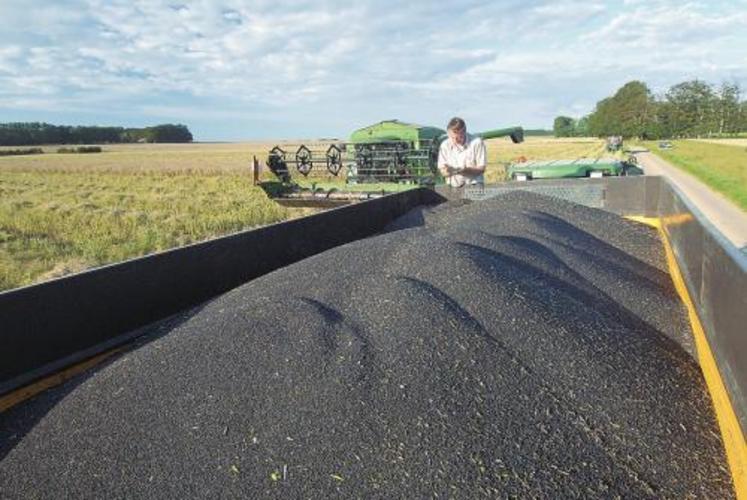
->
437 117 487 187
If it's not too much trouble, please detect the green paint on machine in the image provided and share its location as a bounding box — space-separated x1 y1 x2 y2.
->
348 120 445 147
507 158 635 181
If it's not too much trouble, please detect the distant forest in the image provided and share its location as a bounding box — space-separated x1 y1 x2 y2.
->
524 129 554 137
0 123 193 146
553 79 747 139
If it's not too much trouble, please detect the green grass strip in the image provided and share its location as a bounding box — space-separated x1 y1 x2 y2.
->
643 141 747 211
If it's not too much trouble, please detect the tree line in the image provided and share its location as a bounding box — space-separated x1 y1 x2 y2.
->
553 80 747 139
0 123 193 146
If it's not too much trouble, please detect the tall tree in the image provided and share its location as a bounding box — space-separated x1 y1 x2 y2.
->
574 116 589 137
587 97 614 137
716 81 742 135
665 80 718 137
553 116 576 137
611 81 655 138
579 79 746 140
586 81 656 138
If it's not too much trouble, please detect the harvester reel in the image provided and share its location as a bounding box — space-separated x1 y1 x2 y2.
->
296 145 313 176
268 146 290 183
355 145 374 177
326 144 343 176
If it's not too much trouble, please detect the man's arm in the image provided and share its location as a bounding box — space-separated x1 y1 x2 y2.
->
440 164 460 176
459 165 485 176
460 139 486 176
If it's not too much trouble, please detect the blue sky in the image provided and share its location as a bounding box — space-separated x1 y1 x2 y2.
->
1 0 746 140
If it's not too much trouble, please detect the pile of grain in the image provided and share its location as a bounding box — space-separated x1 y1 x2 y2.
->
0 192 732 498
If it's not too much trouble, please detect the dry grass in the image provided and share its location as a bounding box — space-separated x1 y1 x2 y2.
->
690 138 747 148
0 167 288 292
0 140 336 291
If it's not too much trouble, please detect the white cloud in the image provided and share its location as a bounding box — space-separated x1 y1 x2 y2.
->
582 3 747 48
0 0 744 138
531 2 606 20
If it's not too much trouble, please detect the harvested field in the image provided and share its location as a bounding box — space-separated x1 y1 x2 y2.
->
0 172 289 291
0 142 273 174
691 138 747 148
0 192 732 498
0 138 607 291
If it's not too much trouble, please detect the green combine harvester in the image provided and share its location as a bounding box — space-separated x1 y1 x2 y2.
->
260 120 523 205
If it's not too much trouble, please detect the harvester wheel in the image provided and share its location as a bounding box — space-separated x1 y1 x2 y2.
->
325 144 343 176
296 145 313 176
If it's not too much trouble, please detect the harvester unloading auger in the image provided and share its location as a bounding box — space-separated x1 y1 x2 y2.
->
257 120 524 205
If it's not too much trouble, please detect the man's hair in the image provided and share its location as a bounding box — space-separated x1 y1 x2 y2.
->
447 117 466 131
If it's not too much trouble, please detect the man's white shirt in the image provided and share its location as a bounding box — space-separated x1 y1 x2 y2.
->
437 134 487 187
